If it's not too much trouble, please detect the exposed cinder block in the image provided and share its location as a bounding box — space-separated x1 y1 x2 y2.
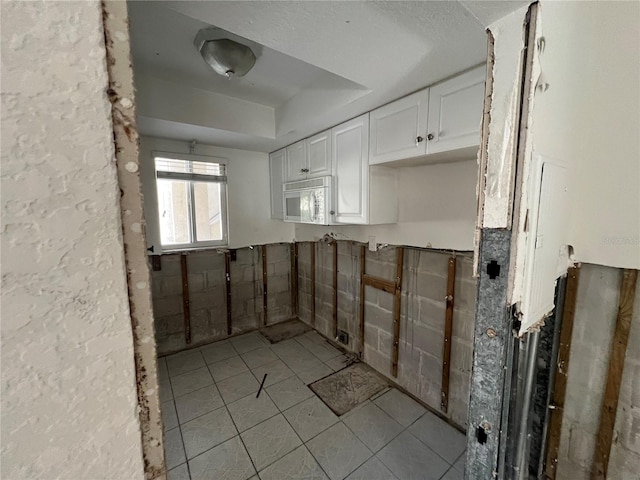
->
364 344 391 374
418 250 450 277
452 309 475 343
234 247 256 266
608 445 640 480
190 288 225 310
377 289 394 312
417 297 446 331
154 316 167 338
231 283 256 303
152 296 182 316
231 314 259 334
156 255 181 275
366 259 396 281
151 279 162 298
269 275 290 294
274 260 290 277
364 300 393 332
568 424 597 468
163 314 184 335
614 406 640 453
187 273 206 293
456 254 474 280
161 276 182 297
419 351 443 406
411 323 444 359
187 251 224 273
205 269 225 287
397 344 421 395
364 324 379 350
454 276 477 314
450 338 473 373
416 271 447 302
241 265 257 283
267 243 290 263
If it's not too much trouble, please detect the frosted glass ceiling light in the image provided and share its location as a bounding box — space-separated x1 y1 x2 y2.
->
194 27 256 79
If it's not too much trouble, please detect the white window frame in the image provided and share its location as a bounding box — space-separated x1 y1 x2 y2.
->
153 151 229 252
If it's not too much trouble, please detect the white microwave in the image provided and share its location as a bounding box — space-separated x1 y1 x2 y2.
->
283 176 333 225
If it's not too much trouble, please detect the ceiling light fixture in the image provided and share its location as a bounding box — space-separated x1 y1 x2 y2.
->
194 27 256 79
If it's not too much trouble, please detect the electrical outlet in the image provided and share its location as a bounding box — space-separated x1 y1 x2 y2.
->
338 330 349 345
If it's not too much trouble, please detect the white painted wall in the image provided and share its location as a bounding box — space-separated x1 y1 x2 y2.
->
296 159 478 250
140 136 295 250
1 1 145 478
533 1 640 269
135 73 275 139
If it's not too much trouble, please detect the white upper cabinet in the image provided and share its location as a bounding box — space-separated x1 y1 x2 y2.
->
306 129 332 178
285 140 306 182
426 65 485 155
332 115 370 224
285 133 332 182
331 115 397 225
369 89 429 165
269 148 285 219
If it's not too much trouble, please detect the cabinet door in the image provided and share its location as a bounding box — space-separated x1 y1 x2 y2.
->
369 89 429 165
306 129 332 178
285 140 307 182
269 149 286 219
426 65 485 154
332 114 369 224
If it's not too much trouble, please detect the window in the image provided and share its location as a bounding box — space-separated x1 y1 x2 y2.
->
154 153 228 250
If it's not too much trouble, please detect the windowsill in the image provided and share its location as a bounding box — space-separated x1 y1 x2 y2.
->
158 242 228 254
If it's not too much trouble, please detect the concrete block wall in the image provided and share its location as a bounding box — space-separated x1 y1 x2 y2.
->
556 264 640 480
297 240 477 428
150 244 293 355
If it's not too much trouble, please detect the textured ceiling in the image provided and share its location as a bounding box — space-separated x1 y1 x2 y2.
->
128 0 530 152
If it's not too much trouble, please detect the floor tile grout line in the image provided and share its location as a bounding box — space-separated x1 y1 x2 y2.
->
338 406 405 456
237 386 305 475
166 349 207 378
303 422 373 480
221 402 260 478
275 403 334 480
400 410 465 468
401 425 459 468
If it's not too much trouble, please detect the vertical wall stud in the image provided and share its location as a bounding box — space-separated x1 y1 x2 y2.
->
332 240 338 338
225 251 232 335
591 268 638 479
262 244 268 326
391 247 404 377
311 242 316 327
441 256 457 412
291 243 298 317
544 266 580 479
359 245 366 357
180 254 191 344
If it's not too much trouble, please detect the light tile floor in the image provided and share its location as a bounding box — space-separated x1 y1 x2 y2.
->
159 331 466 480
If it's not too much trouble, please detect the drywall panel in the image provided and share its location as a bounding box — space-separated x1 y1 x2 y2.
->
520 157 570 333
533 1 640 269
139 136 295 250
481 5 530 229
1 1 145 478
296 159 478 251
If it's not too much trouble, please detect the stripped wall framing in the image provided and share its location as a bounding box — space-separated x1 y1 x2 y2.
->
151 243 293 355
150 240 478 428
297 240 477 428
